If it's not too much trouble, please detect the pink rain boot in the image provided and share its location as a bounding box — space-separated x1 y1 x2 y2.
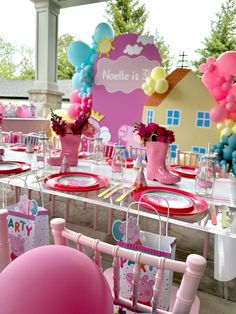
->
146 141 181 185
48 134 81 166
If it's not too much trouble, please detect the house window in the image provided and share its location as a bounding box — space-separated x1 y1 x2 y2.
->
166 110 180 126
146 109 154 123
169 144 178 159
196 112 211 128
192 146 206 155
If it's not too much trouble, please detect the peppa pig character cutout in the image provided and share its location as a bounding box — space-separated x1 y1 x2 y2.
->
112 216 141 244
126 273 154 306
118 124 140 148
9 234 25 260
17 194 38 216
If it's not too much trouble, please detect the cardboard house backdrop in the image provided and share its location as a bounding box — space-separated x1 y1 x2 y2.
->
143 68 220 159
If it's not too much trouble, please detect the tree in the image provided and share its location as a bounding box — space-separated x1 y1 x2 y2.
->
0 36 16 79
105 0 172 73
192 0 236 74
154 31 174 73
105 0 148 35
16 46 35 80
57 34 75 80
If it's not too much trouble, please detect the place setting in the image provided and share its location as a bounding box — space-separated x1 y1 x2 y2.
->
44 172 109 193
0 160 31 175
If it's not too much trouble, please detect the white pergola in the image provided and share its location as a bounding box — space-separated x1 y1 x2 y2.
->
29 0 104 116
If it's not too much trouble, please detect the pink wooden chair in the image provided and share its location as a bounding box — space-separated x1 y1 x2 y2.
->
0 209 11 272
103 142 115 159
128 144 146 160
51 218 206 314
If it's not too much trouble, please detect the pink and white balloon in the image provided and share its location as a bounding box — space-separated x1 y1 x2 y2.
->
68 93 93 120
199 51 236 123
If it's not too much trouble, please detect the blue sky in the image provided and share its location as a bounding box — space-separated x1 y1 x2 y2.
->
0 0 224 61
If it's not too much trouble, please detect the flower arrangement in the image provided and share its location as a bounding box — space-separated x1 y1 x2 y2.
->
50 109 95 138
134 122 175 144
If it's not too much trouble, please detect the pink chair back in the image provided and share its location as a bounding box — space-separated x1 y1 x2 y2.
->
0 210 11 272
51 218 206 314
103 142 115 158
128 144 146 160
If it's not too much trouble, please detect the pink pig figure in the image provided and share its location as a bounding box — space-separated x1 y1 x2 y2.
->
9 234 25 260
118 124 140 148
126 273 154 304
119 216 140 244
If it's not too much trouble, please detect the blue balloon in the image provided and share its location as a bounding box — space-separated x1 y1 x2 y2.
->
94 22 114 41
232 151 236 159
228 134 236 149
223 146 234 161
210 144 216 153
216 142 224 149
67 40 92 68
221 135 229 145
72 72 83 90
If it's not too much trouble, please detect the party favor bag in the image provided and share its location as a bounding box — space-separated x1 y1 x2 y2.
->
112 200 176 311
7 194 49 260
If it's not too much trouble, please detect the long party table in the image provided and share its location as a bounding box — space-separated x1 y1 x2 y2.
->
1 149 236 281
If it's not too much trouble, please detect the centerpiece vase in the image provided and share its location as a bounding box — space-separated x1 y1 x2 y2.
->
146 141 181 185
48 133 81 166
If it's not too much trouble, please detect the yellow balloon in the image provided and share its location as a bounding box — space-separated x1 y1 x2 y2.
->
47 109 74 137
142 82 147 90
151 67 166 80
145 76 155 88
221 127 233 137
143 88 153 96
232 124 236 134
225 119 234 128
155 78 169 94
216 123 223 130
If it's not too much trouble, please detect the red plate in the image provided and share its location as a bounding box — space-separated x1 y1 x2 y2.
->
0 161 31 174
78 151 91 159
44 172 109 192
10 145 37 152
131 186 208 217
170 165 199 178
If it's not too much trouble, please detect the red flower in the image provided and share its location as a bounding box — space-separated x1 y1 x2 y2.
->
134 122 175 144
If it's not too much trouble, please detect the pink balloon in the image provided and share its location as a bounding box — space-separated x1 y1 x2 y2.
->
211 86 228 101
201 71 218 89
228 112 236 122
226 102 236 112
67 103 82 119
70 90 81 104
0 246 113 314
230 84 236 97
216 51 236 77
210 105 228 122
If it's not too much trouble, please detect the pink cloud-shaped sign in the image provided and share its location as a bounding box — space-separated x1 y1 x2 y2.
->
94 55 160 94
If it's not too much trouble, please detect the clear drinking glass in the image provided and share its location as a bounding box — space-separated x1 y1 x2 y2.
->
112 144 127 181
93 137 103 165
36 132 50 169
195 154 216 198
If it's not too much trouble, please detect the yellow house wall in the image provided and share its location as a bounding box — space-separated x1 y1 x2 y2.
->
143 72 220 151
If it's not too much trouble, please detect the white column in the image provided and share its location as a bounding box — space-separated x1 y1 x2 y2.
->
32 0 60 91
28 0 64 117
